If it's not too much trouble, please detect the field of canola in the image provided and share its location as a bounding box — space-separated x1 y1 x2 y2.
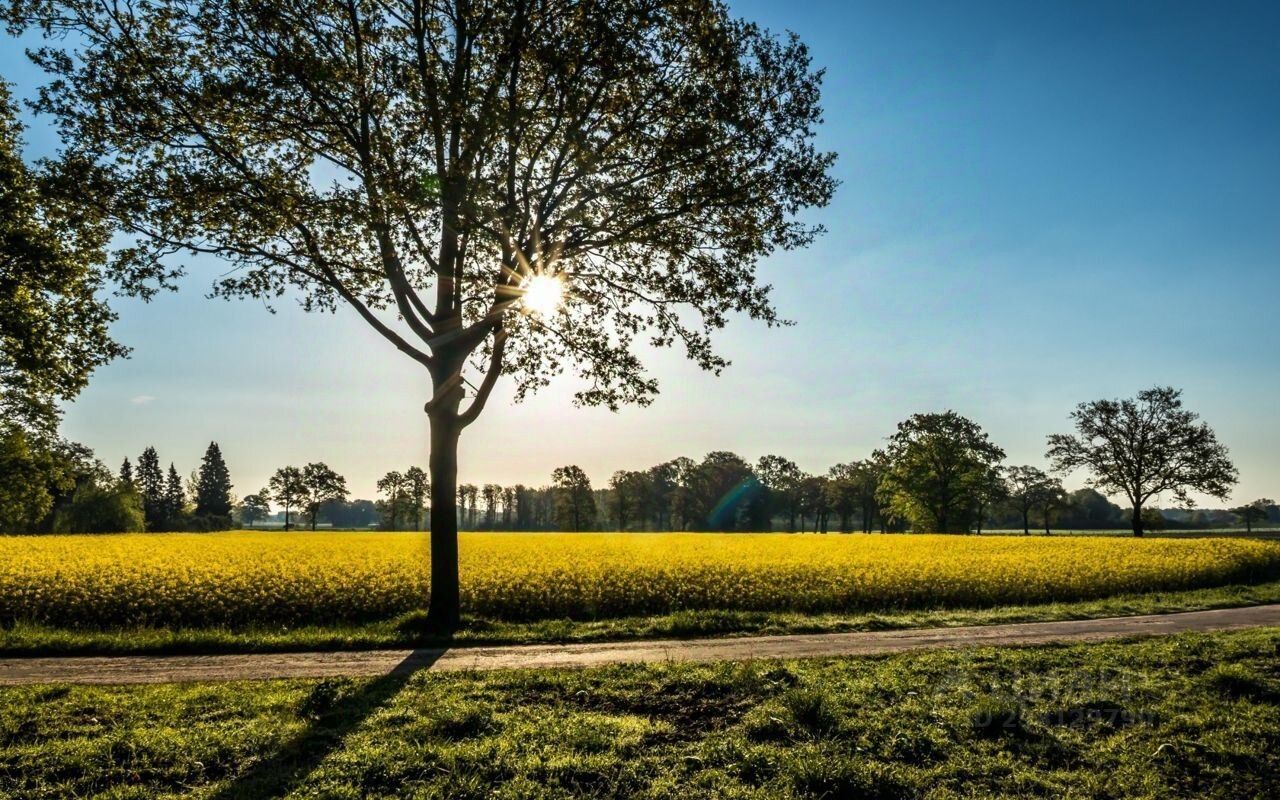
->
2 532 1279 629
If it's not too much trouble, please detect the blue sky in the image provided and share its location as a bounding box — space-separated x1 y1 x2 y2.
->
4 1 1278 504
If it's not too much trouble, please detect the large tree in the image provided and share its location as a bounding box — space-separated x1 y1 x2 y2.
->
877 412 1006 533
0 81 126 437
10 0 834 627
1046 387 1237 537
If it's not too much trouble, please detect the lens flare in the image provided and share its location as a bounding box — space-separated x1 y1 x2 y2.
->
520 273 564 317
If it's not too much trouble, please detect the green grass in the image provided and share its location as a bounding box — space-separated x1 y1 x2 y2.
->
3 627 1279 798
4 578 1280 657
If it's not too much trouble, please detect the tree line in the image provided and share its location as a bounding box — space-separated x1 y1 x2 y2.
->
369 388 1263 537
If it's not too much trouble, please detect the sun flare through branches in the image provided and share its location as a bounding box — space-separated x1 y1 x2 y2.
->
518 273 565 318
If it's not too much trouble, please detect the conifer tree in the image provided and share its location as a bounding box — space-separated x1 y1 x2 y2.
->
194 441 234 522
162 462 187 530
118 458 134 488
136 446 164 530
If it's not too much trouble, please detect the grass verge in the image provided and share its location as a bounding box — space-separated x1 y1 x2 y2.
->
4 578 1280 657
3 628 1279 798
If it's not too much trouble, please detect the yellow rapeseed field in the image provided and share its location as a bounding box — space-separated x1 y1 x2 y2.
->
1 532 1278 628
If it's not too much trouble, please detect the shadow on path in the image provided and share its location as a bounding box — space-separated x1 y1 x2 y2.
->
209 648 445 799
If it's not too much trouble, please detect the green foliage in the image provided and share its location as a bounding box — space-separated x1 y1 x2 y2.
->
0 82 125 436
0 425 56 531
877 411 1007 533
4 630 1280 798
52 482 145 534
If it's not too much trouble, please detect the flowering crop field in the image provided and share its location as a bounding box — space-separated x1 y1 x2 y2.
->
2 532 1278 629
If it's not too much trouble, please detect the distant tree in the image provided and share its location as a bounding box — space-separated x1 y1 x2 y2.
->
376 471 410 530
118 458 134 488
646 460 686 531
824 463 861 533
1140 507 1167 533
552 466 596 532
54 480 144 533
1034 476 1067 535
1005 466 1057 535
608 470 651 531
756 455 803 531
268 466 306 531
327 499 380 528
136 447 164 530
501 486 516 529
1232 499 1274 534
162 463 188 530
797 474 829 532
970 465 1007 535
300 463 348 531
459 485 480 530
1057 488 1126 530
686 452 762 531
878 412 1006 533
193 442 234 524
850 456 886 533
11 0 837 629
404 467 429 531
1047 387 1237 537
512 484 533 530
481 484 502 529
0 83 125 437
238 492 271 528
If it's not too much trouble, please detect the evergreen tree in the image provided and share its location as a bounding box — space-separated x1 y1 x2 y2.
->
193 441 234 522
162 462 187 530
118 458 134 487
136 446 164 530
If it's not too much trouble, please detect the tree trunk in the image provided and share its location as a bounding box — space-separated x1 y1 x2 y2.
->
425 410 463 631
1132 505 1144 537
1022 510 1029 535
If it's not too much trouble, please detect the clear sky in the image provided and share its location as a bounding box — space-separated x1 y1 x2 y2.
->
4 1 1278 505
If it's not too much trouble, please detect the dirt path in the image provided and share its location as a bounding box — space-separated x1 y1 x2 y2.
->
3 604 1278 685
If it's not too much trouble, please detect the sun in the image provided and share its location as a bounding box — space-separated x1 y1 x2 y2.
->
519 273 565 317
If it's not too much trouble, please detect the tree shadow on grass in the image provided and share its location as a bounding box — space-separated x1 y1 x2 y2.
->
209 648 448 799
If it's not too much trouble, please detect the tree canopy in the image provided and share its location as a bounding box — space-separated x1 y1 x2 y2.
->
0 81 125 436
876 411 1006 533
1046 387 1237 536
9 0 836 625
